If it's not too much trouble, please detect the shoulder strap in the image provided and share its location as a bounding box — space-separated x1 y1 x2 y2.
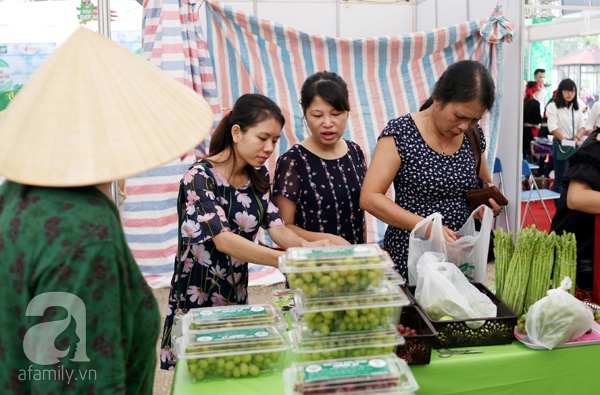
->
466 126 482 176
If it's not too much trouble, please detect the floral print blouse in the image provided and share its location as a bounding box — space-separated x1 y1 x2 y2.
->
160 159 283 370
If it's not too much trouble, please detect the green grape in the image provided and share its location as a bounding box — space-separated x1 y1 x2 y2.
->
193 369 205 380
248 364 260 376
241 354 252 363
224 360 235 371
232 367 241 378
252 354 264 364
318 323 330 335
301 273 313 283
292 277 304 288
239 362 249 376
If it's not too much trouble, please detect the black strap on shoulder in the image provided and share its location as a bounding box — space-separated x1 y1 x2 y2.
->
466 126 482 176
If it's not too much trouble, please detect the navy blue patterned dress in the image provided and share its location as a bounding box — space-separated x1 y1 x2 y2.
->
381 114 484 279
273 139 366 244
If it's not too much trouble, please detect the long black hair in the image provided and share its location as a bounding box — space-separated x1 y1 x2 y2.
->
553 78 579 110
419 60 496 111
208 93 285 194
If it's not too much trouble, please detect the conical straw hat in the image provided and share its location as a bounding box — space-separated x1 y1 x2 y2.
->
0 27 214 187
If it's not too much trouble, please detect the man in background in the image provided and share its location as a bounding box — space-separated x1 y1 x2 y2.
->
534 68 549 115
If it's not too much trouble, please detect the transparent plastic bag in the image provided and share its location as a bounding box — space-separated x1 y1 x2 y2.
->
525 277 595 350
407 207 493 286
415 261 497 321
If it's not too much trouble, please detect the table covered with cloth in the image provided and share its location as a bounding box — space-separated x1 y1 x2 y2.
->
171 340 599 394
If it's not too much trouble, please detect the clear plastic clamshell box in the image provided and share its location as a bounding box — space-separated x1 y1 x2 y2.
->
291 280 410 336
290 322 405 362
279 244 394 297
383 267 406 287
182 303 287 333
175 325 291 381
283 354 420 395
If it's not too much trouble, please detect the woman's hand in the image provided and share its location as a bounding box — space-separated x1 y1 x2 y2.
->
472 199 502 219
326 234 351 246
303 239 332 247
425 221 457 243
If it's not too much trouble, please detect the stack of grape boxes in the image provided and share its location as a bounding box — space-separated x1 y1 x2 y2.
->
174 303 292 381
279 245 418 394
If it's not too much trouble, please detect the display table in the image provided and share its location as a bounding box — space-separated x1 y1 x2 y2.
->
170 341 599 394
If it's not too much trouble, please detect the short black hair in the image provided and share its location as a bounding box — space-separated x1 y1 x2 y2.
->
300 71 350 114
534 69 545 76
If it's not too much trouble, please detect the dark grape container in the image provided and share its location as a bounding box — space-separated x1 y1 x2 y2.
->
406 283 518 349
396 305 436 365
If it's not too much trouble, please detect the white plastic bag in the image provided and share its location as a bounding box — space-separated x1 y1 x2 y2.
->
407 206 493 286
525 277 594 350
415 261 497 321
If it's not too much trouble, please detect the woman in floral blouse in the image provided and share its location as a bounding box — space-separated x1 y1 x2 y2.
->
160 94 328 370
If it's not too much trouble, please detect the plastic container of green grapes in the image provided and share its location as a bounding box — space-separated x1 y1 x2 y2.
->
279 244 394 297
175 325 291 381
290 322 405 362
383 267 406 287
182 303 287 333
291 280 410 336
283 354 420 395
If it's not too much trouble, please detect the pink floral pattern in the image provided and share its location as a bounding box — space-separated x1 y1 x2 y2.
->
160 160 283 370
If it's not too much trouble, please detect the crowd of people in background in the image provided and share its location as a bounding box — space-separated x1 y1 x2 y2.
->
522 68 599 196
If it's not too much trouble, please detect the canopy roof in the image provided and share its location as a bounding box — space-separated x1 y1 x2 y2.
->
554 46 600 65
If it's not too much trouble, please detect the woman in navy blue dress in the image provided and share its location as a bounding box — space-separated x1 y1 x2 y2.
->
274 71 367 245
360 61 503 280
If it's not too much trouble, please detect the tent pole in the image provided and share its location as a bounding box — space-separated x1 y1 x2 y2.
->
97 0 119 205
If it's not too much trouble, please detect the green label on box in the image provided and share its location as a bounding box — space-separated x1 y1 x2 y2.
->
197 306 267 320
292 245 375 260
195 327 271 343
304 359 390 381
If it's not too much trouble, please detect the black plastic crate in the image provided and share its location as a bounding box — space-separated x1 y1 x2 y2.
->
406 283 517 348
396 305 436 365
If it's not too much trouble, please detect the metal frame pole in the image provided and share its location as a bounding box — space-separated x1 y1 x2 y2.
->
96 0 119 205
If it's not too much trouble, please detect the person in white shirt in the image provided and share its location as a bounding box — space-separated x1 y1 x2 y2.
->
534 68 548 116
546 78 586 198
585 100 600 134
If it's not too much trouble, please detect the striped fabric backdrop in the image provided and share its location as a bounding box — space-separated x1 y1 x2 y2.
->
205 0 512 246
133 0 219 285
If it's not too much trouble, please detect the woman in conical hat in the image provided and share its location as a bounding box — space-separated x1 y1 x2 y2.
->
0 27 214 393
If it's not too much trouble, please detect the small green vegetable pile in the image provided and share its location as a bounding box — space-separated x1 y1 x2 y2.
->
493 225 578 315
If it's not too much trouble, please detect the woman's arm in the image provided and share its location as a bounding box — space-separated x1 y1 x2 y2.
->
212 232 284 268
546 103 566 141
566 181 600 214
360 136 456 242
212 226 330 268
267 223 331 249
586 102 600 133
273 194 349 245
